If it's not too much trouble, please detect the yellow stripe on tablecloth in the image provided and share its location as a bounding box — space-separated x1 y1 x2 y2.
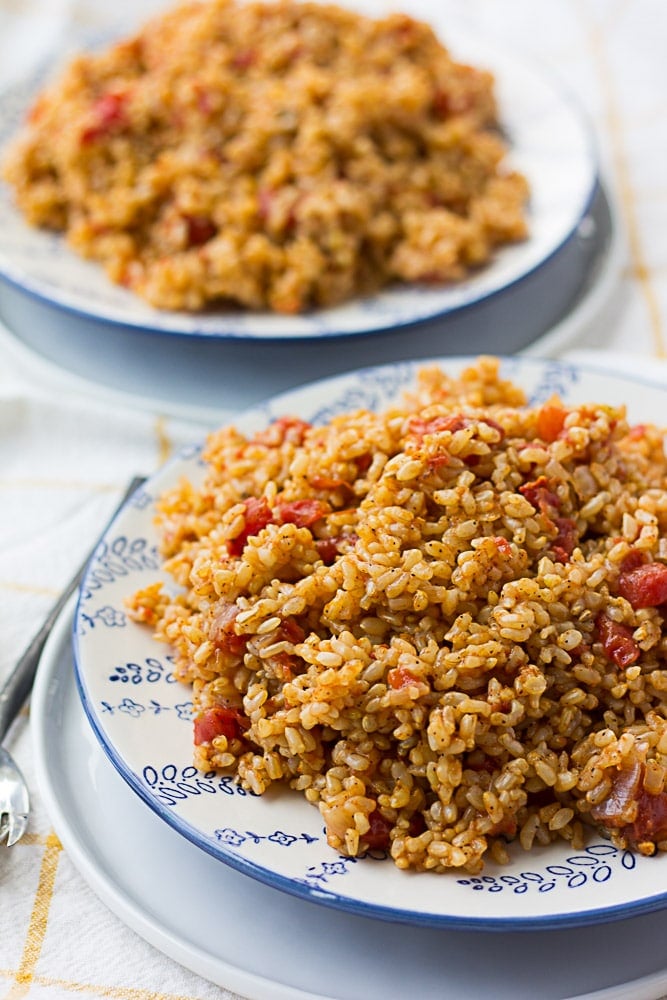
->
6 831 63 1000
155 416 175 467
3 831 54 847
0 830 210 1000
0 581 61 597
0 969 205 1000
579 4 665 356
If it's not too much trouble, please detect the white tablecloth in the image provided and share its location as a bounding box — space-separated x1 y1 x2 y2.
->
1 1 666 998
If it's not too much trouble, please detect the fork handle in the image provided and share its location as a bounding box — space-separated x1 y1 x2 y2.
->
0 476 147 743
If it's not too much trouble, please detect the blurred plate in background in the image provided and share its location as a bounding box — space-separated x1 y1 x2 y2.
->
0 12 607 418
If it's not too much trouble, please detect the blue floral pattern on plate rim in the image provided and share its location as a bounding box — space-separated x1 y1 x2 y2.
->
0 16 597 341
72 356 667 931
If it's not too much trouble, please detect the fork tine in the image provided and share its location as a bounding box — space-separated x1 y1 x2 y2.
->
5 812 28 847
0 746 30 846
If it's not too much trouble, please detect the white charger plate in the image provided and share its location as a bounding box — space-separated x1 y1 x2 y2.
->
72 355 667 932
0 8 597 340
35 598 667 1000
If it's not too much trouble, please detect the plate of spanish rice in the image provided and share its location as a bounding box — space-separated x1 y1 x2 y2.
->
0 0 596 339
73 354 667 929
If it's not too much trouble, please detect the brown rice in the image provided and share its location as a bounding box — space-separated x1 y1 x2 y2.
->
128 356 667 873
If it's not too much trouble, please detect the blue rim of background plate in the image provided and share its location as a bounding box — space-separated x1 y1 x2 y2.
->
0 16 599 343
0 176 600 345
71 355 667 932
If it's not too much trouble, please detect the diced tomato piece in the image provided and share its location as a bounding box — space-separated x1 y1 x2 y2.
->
355 453 372 473
211 603 247 656
184 214 217 247
590 761 642 828
491 536 512 558
257 186 273 223
552 517 578 563
625 788 667 843
413 414 468 436
432 87 476 118
310 474 350 491
432 88 453 118
410 414 503 450
271 651 306 681
408 812 427 837
232 48 257 69
619 550 646 574
242 496 274 533
387 666 420 690
316 534 358 563
276 416 312 443
592 762 667 845
194 705 249 745
409 414 467 439
315 538 340 564
193 85 213 114
596 613 640 668
275 498 329 528
227 497 274 556
488 815 518 840
361 809 393 850
276 617 306 644
618 562 667 609
253 416 312 447
130 603 157 626
519 475 560 514
536 404 567 443
570 641 591 660
81 91 129 144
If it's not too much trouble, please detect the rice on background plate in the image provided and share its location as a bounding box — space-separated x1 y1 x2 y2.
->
127 356 667 875
2 0 528 314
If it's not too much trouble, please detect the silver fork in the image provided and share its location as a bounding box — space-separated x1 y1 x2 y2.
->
0 475 147 846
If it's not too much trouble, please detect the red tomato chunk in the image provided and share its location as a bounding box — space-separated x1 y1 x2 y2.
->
592 762 667 846
275 616 306 644
184 214 217 246
275 498 329 527
253 416 312 446
81 92 129 144
596 613 640 668
552 517 578 563
491 535 512 558
387 666 420 690
618 562 667 609
361 809 393 850
194 706 249 745
227 496 274 555
535 403 566 443
315 534 357 563
519 475 560 514
211 602 247 656
625 788 667 844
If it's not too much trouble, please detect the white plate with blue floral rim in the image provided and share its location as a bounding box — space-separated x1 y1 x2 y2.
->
0 9 597 341
34 598 667 999
72 355 667 932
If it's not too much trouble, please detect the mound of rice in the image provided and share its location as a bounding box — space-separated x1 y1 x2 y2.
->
128 357 667 873
2 0 528 314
